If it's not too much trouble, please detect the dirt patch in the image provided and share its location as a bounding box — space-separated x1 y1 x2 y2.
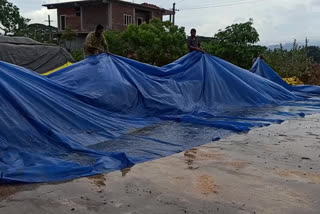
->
175 176 184 180
197 150 225 161
287 190 313 205
184 148 248 170
197 175 219 195
276 169 320 184
0 185 24 199
0 184 38 199
120 167 132 177
184 149 199 170
226 161 250 169
88 174 106 187
184 152 196 159
184 148 225 161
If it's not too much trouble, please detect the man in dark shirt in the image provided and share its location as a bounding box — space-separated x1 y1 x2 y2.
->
187 28 203 52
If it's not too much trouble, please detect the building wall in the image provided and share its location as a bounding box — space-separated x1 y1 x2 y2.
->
135 10 151 24
56 2 167 51
82 4 109 32
152 11 163 21
112 2 135 31
57 3 165 32
58 7 81 31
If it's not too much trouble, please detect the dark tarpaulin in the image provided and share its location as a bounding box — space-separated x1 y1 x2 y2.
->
0 36 74 74
1 52 320 183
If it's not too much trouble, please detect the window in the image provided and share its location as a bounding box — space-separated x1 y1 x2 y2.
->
124 14 132 25
137 17 143 26
75 7 81 16
60 15 66 31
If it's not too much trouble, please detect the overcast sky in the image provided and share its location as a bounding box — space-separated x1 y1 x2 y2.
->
9 0 320 45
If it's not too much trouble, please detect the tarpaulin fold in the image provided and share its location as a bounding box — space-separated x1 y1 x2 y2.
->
49 52 299 115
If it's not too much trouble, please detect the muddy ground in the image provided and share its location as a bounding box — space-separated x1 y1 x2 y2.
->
1 114 320 214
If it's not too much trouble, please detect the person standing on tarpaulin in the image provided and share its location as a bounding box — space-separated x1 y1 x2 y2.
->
84 24 110 58
187 28 203 52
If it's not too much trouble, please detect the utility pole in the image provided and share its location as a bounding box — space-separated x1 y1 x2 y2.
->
173 3 176 25
45 15 53 43
172 3 179 25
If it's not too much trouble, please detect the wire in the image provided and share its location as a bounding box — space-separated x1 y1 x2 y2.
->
179 0 250 7
179 0 265 10
176 0 188 4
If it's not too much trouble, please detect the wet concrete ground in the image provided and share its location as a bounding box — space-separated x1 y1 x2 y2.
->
1 114 320 214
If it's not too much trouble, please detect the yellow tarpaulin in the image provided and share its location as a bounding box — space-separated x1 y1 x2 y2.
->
42 62 73 76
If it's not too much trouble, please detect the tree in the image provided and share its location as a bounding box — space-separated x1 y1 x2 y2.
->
17 23 58 43
203 19 267 69
104 30 125 55
263 40 312 81
215 18 259 45
0 0 30 35
60 26 77 52
307 46 320 63
104 19 188 66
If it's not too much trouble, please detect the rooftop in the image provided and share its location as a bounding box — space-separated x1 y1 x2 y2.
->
43 0 174 15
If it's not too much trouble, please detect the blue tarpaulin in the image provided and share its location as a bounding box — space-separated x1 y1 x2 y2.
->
251 57 320 95
1 52 320 183
49 52 299 114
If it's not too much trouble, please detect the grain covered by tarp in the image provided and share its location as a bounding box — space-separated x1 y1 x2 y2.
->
0 36 74 74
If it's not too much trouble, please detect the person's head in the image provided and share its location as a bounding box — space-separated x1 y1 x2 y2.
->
95 24 104 37
190 28 196 37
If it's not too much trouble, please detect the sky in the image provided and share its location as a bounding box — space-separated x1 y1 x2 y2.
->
9 0 320 45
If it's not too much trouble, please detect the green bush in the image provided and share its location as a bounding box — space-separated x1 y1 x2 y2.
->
71 50 84 62
263 40 312 81
104 19 188 66
202 19 267 69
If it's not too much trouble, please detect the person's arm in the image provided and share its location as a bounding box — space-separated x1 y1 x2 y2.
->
190 45 201 51
86 46 103 53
